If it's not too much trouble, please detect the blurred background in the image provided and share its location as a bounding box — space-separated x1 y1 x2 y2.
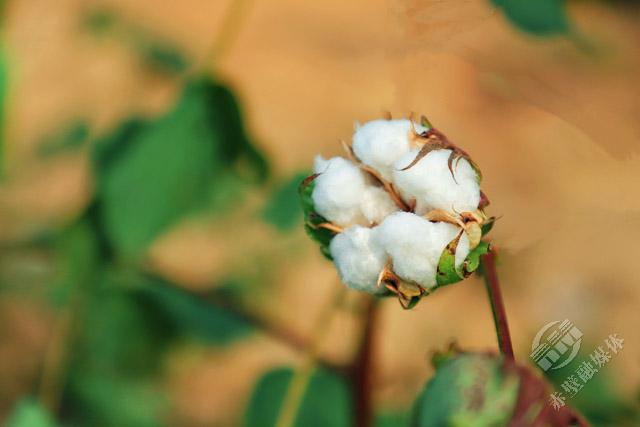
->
0 0 639 426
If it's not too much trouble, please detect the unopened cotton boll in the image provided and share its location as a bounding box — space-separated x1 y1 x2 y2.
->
352 119 427 181
329 226 387 293
393 149 480 215
377 212 470 289
312 156 367 227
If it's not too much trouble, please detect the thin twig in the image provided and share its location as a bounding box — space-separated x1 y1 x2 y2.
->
274 285 346 427
480 249 514 360
202 0 254 70
137 272 349 372
201 291 349 374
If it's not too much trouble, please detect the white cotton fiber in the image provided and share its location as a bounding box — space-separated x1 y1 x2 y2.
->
376 212 470 289
352 119 427 181
329 226 387 293
312 156 399 227
393 149 480 215
359 186 398 225
312 156 367 227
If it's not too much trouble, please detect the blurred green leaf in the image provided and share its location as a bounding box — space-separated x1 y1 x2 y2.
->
48 219 99 306
83 8 187 75
376 411 410 427
134 276 254 345
76 286 172 376
245 367 352 427
92 78 268 260
412 354 519 427
37 121 90 158
83 9 117 34
6 398 58 427
136 39 188 75
262 171 309 231
491 0 570 36
543 345 640 426
66 374 166 427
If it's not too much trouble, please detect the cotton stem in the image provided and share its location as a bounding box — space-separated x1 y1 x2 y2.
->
480 249 514 360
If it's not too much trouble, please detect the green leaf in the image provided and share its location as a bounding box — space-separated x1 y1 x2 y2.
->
6 398 58 427
83 8 187 75
136 39 188 75
76 282 173 376
83 9 117 34
61 271 173 427
48 219 100 306
67 374 166 427
134 276 254 345
92 78 268 260
37 121 90 157
245 367 352 427
262 171 309 231
412 354 520 427
464 241 490 276
376 411 410 427
435 235 465 287
543 344 640 425
480 217 495 236
491 0 570 36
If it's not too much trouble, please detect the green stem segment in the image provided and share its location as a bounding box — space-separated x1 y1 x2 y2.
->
480 250 514 360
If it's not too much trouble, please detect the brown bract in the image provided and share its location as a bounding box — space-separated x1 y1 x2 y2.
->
400 116 482 186
376 261 426 309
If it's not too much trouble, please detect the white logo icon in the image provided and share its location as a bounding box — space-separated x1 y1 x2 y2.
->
531 319 583 371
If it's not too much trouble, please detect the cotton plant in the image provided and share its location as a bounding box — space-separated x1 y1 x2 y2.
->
300 116 495 308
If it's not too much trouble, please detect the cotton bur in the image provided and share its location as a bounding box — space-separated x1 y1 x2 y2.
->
300 116 495 308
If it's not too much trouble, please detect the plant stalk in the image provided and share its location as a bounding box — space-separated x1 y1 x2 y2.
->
351 296 377 427
480 249 514 360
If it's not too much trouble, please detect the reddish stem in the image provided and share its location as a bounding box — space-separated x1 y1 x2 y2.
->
351 297 377 427
480 249 514 360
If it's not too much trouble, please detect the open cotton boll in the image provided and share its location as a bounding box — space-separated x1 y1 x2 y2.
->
359 186 398 225
312 155 399 227
312 156 367 227
353 119 427 181
329 226 387 293
377 212 470 289
392 149 480 215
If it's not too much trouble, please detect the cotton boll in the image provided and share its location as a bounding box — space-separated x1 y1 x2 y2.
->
393 149 480 215
313 155 331 173
329 226 387 293
359 186 398 225
377 212 468 289
352 119 427 181
312 156 367 227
